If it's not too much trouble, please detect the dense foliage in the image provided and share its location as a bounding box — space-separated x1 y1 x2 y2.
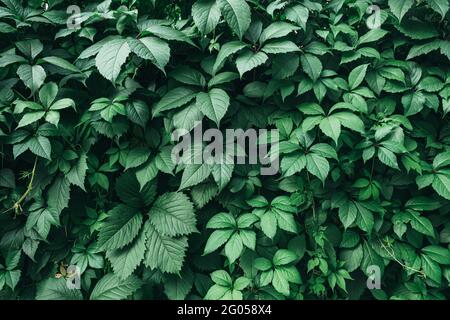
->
1 0 450 300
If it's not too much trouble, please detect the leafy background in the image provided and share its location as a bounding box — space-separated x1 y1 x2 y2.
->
1 0 450 300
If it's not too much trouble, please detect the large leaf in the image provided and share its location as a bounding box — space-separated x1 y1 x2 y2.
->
144 222 188 274
97 205 143 251
149 192 197 237
217 0 251 40
196 88 230 126
95 38 131 82
192 0 221 35
90 274 142 300
128 37 170 72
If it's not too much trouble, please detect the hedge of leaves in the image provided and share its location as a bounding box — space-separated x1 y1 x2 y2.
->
1 0 450 300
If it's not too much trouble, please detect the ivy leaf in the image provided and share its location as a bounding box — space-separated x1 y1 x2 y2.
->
36 278 83 300
305 153 329 184
66 153 88 191
218 0 251 40
339 201 357 229
235 51 268 77
27 136 52 160
300 54 322 82
95 38 131 83
196 88 230 126
319 116 341 145
16 64 46 94
106 228 147 280
144 222 188 274
47 177 70 215
259 22 300 45
180 163 212 190
128 37 170 73
97 205 143 251
389 0 414 22
285 5 309 30
377 147 399 170
192 0 221 35
90 274 142 300
432 173 450 200
149 192 197 237
143 25 197 47
348 64 369 90
212 41 247 74
153 87 197 116
426 0 449 18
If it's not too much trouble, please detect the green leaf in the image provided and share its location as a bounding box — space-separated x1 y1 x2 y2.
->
47 177 70 215
273 249 297 266
144 25 196 47
285 5 309 30
106 228 147 280
95 38 131 83
377 147 399 170
27 136 52 160
339 201 357 229
90 274 142 300
261 210 277 239
422 245 450 265
204 229 234 255
426 0 449 18
128 37 170 73
409 211 435 237
217 0 251 40
389 0 414 22
402 91 425 116
116 171 157 207
180 163 212 190
300 54 322 82
144 222 188 274
17 111 45 128
261 40 299 54
348 64 369 90
359 29 388 45
149 192 197 237
16 39 43 59
192 0 221 35
432 173 450 200
16 64 46 94
433 151 450 169
319 116 341 144
97 205 143 251
281 154 306 177
153 87 197 116
235 51 268 77
164 269 194 300
41 56 81 73
66 153 88 191
170 67 206 87
36 278 83 300
212 41 247 74
127 100 150 128
421 254 441 283
196 88 230 126
224 232 243 263
305 153 329 184
259 22 299 45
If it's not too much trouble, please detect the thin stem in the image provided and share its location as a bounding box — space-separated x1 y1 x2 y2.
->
378 239 424 276
1 157 38 215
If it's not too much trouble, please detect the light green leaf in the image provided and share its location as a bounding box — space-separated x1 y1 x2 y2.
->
218 0 251 40
128 37 170 72
95 38 130 82
196 88 230 126
90 274 142 300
